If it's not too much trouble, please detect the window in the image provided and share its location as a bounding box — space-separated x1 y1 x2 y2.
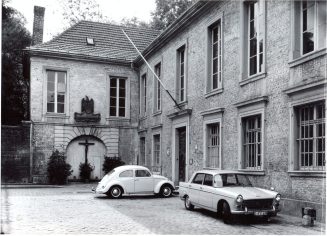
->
206 123 220 168
177 46 186 102
135 169 151 177
141 74 147 115
242 114 262 170
154 63 161 112
86 37 95 45
192 173 205 184
46 70 66 113
203 174 213 186
119 170 133 178
296 101 325 170
109 77 126 117
139 137 146 166
301 0 326 55
211 22 222 90
153 134 160 166
241 0 266 78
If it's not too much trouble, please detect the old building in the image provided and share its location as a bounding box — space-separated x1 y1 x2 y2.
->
24 1 326 220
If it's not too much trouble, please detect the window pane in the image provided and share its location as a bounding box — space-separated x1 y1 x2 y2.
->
57 72 65 84
213 58 218 73
57 103 64 113
57 94 65 103
47 71 55 83
212 43 218 58
213 74 218 89
192 173 205 184
57 82 65 93
47 80 55 91
318 1 327 49
47 93 55 103
47 103 54 112
110 98 116 107
249 56 257 75
110 87 116 97
250 39 257 57
110 108 116 116
119 108 125 117
110 79 117 87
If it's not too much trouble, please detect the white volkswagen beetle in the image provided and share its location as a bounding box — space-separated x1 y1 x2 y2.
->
94 165 175 198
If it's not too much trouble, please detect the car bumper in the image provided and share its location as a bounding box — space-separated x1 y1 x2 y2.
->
231 206 280 216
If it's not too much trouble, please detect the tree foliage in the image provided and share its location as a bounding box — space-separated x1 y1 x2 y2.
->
121 17 151 29
150 0 193 30
47 150 72 184
59 0 112 28
2 1 31 125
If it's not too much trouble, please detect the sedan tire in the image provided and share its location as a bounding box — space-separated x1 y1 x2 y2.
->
184 195 194 210
222 202 233 224
109 186 123 198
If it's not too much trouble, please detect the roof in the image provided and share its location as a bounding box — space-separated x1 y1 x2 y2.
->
27 21 160 63
114 165 149 172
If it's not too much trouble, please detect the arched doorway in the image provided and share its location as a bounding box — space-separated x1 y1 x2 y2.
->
66 135 106 181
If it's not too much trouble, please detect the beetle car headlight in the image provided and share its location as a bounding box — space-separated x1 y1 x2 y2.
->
236 194 243 205
275 194 281 202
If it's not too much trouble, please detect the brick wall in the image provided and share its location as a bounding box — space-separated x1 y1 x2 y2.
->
137 0 326 221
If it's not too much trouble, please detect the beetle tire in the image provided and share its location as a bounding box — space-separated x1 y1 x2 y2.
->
184 195 194 210
109 186 123 199
160 185 173 198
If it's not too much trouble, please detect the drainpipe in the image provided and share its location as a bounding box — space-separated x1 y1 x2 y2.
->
29 120 34 183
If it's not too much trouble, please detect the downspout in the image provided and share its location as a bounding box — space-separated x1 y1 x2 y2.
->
29 120 34 183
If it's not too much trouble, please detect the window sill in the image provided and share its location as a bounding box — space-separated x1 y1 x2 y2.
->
45 113 69 118
106 117 130 121
205 88 223 98
240 73 266 86
152 111 162 117
238 169 265 176
289 48 327 68
288 171 326 178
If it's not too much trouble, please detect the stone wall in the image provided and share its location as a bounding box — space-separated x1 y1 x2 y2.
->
137 0 326 221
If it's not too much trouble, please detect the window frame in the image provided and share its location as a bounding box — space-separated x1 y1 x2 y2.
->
300 0 327 56
119 170 134 178
139 137 146 166
109 76 127 118
152 133 161 167
45 69 67 114
154 63 162 112
240 0 266 81
295 101 326 171
176 45 187 103
203 174 213 187
206 16 224 95
135 169 152 177
192 173 205 185
140 73 147 116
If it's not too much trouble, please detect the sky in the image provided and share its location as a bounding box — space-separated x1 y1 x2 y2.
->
7 0 156 42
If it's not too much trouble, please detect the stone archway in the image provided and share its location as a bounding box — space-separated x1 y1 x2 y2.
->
66 135 106 181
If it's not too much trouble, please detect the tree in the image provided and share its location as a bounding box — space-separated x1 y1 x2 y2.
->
150 0 193 30
2 1 32 125
121 17 151 29
59 0 111 28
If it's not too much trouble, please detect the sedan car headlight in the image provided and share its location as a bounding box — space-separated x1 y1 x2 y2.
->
275 194 281 202
236 194 243 205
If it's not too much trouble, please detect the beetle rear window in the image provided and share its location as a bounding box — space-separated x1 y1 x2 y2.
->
119 170 133 178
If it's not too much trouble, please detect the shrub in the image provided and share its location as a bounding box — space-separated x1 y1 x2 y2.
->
102 156 125 174
47 150 72 184
79 162 94 181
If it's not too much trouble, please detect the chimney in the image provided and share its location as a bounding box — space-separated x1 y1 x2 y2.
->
32 6 45 45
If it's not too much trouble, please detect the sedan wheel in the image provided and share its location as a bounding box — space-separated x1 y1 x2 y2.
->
110 186 122 198
184 196 194 210
161 186 173 198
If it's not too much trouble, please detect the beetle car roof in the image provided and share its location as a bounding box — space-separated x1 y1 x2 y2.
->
114 165 149 171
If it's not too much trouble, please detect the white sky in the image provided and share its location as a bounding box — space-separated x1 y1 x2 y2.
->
8 0 156 42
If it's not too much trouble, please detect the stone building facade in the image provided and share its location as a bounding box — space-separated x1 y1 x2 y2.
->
25 1 326 220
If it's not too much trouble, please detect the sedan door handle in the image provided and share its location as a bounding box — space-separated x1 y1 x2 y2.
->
134 179 139 181
200 187 203 190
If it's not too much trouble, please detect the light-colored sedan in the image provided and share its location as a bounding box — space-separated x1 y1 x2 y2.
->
179 169 281 223
94 165 175 198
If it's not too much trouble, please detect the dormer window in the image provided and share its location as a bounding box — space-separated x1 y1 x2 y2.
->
86 37 95 45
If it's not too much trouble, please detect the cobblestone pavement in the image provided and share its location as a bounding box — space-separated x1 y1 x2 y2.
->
1 183 325 235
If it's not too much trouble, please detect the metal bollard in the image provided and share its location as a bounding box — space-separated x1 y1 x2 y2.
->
302 207 316 227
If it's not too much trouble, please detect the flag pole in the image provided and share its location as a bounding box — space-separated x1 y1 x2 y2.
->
122 29 181 110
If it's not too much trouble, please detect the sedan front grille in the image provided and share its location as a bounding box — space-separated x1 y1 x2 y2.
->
243 199 273 210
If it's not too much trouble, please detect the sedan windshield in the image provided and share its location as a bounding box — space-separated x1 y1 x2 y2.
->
221 174 252 187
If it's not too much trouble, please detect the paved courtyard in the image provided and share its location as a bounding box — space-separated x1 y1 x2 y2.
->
1 183 325 235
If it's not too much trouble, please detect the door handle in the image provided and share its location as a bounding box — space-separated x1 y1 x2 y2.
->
188 184 192 188
134 179 139 181
200 187 203 190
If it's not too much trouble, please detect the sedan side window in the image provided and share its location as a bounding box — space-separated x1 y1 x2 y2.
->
203 174 213 186
192 173 205 184
135 170 151 177
119 170 133 178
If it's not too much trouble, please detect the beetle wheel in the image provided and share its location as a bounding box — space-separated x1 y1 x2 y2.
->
110 186 122 198
160 185 173 198
184 195 194 210
222 202 233 224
